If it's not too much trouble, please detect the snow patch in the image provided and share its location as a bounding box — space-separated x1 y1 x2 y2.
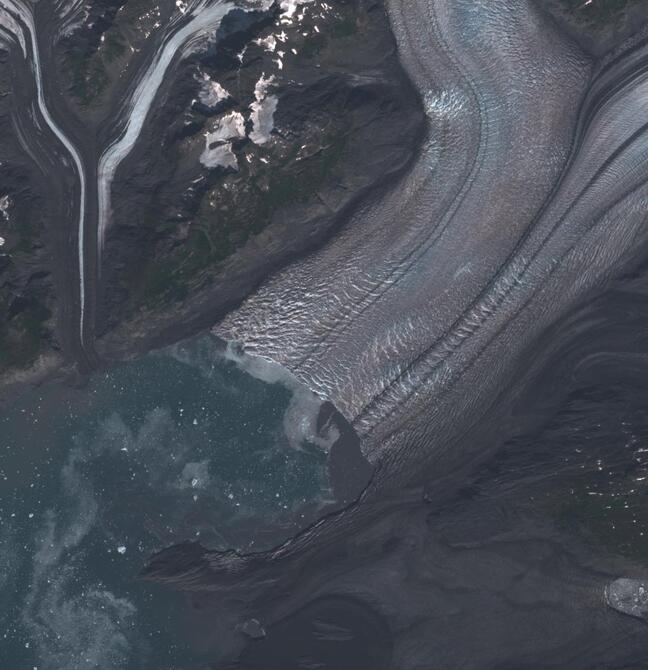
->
197 72 231 108
200 111 246 170
249 74 278 145
97 0 233 253
255 34 277 52
280 0 314 21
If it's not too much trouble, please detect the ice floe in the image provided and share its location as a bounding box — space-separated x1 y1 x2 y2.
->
180 460 211 490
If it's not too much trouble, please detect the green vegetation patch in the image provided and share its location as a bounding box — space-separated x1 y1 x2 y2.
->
65 48 111 106
2 207 39 255
64 0 162 106
121 0 372 311
128 127 349 310
530 386 648 566
297 9 358 59
0 300 51 370
548 478 648 565
330 14 358 39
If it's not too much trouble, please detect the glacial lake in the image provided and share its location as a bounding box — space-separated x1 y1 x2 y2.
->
3 333 648 669
0 334 331 669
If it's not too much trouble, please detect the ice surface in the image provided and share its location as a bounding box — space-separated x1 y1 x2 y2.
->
606 578 648 619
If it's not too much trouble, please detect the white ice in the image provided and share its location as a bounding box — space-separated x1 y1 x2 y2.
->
200 111 246 169
249 74 277 145
198 72 231 108
97 0 233 256
0 0 88 344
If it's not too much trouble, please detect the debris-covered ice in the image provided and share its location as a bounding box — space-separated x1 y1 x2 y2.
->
605 578 648 619
237 618 266 639
0 194 10 220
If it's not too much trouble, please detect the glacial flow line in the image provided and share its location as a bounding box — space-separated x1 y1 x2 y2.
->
96 0 232 259
1 0 88 347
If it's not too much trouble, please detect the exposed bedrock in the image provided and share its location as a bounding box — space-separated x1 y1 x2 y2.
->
537 0 648 57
